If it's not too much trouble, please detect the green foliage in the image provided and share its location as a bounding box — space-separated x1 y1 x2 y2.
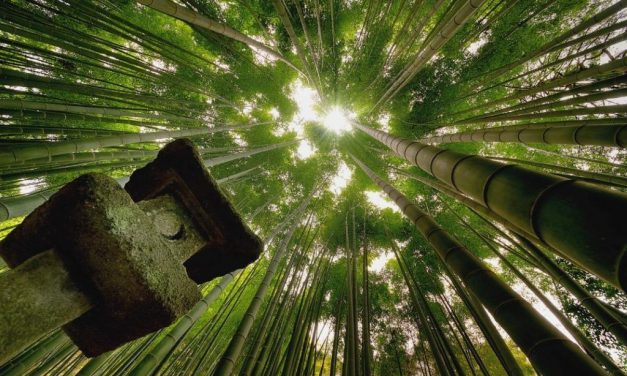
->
0 0 625 374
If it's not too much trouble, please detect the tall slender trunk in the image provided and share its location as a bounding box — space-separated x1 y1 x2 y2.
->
135 0 301 73
355 123 627 291
445 200 623 374
361 210 371 376
344 212 358 376
213 187 316 376
470 0 627 85
329 291 344 376
454 56 627 119
385 230 451 376
485 156 627 188
395 167 627 344
0 99 194 122
0 164 258 222
270 0 322 97
351 155 605 375
0 124 253 166
372 0 488 109
421 124 626 148
128 269 242 376
445 267 524 376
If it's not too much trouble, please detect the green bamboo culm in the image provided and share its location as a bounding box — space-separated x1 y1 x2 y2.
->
355 123 627 291
350 155 606 375
373 0 489 110
129 270 241 376
420 124 627 148
1 0 626 373
0 164 262 222
135 0 302 74
394 167 627 345
213 187 316 376
0 123 255 166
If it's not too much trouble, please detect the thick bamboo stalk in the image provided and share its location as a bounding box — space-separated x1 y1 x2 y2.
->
421 124 627 147
0 99 193 122
447 203 624 373
396 168 627 344
0 124 253 165
421 118 627 140
356 123 627 291
513 236 627 345
351 155 605 375
457 105 627 123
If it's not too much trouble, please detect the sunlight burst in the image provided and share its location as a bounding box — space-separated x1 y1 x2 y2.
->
322 107 352 133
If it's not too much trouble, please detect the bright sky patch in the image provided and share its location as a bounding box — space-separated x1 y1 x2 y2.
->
322 107 352 133
295 139 316 160
365 190 400 212
370 250 394 273
286 80 320 137
329 161 352 195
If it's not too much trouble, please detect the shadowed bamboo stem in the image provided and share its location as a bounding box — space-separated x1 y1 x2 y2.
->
355 123 627 291
351 155 605 375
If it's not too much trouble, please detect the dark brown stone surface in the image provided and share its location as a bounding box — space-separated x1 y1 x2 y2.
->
0 138 262 356
0 174 200 356
125 138 263 283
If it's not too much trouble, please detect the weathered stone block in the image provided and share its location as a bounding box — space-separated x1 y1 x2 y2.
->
0 138 263 357
0 174 200 356
125 138 263 283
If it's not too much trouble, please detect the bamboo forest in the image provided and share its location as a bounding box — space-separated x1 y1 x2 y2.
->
1 0 627 375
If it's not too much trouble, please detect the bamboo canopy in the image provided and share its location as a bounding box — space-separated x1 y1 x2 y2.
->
0 0 626 375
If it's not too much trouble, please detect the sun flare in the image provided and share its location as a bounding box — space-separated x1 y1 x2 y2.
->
322 107 352 134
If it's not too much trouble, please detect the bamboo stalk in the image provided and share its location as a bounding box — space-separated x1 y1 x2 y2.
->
356 123 627 291
351 155 605 375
